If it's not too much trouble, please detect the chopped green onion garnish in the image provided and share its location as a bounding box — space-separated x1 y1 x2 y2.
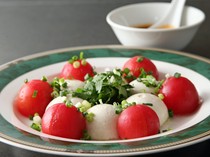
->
24 79 28 83
123 68 130 74
34 113 39 117
80 52 84 59
168 109 174 118
114 100 136 114
31 123 41 131
81 59 87 66
85 112 95 122
174 72 181 78
158 93 164 100
32 90 38 98
143 103 153 106
137 57 144 62
68 55 79 63
51 91 59 98
72 55 78 61
41 76 48 82
29 115 33 120
73 61 80 68
81 130 91 140
65 101 73 107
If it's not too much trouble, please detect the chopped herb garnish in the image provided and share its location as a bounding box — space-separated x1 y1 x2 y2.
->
138 68 147 78
72 55 78 61
77 100 92 113
51 91 59 98
41 76 48 82
65 100 73 107
143 103 153 106
123 73 136 80
122 67 136 80
113 100 136 114
32 90 38 98
59 89 69 97
161 129 172 133
136 68 164 94
158 93 164 100
137 56 144 62
81 130 91 140
24 79 28 83
68 55 78 64
31 123 41 131
85 112 95 122
81 59 87 66
34 113 39 117
168 109 174 118
113 102 123 114
29 115 33 120
30 113 42 132
73 61 80 68
51 77 70 98
140 75 157 87
68 52 84 64
80 52 84 60
155 80 164 93
72 69 133 104
174 72 181 78
123 68 130 74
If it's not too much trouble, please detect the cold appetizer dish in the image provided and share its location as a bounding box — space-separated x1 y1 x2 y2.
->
14 53 201 141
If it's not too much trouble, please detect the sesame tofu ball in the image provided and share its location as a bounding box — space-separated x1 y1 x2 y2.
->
126 93 169 126
46 96 83 111
86 104 119 140
65 79 85 91
130 79 156 94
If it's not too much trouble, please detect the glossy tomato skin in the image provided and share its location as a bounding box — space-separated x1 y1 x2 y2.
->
123 56 159 81
117 105 160 139
14 80 53 117
159 76 200 115
60 59 94 81
42 103 86 139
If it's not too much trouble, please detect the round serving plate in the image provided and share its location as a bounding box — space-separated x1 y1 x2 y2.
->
0 45 210 156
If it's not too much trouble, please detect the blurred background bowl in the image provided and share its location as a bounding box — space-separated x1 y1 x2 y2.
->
106 2 205 50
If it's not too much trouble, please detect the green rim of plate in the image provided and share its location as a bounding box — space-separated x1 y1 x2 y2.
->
0 45 210 156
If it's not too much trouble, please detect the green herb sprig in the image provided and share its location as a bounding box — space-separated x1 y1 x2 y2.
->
72 69 133 105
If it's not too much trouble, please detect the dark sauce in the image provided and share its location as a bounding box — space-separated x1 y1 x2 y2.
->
132 23 174 29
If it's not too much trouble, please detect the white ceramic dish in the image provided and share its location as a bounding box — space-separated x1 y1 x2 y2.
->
0 45 210 156
106 3 205 50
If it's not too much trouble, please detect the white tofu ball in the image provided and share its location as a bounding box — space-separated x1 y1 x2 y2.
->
130 79 155 94
65 79 84 91
46 96 67 111
86 104 119 140
126 93 169 126
46 96 83 111
69 97 84 107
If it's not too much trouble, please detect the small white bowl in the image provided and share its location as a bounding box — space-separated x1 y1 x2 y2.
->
106 2 205 50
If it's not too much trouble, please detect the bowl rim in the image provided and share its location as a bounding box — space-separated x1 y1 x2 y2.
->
106 2 206 32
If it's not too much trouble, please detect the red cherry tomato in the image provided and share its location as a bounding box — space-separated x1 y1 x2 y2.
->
159 74 200 115
117 105 160 139
122 56 159 81
14 80 53 117
60 58 94 81
42 103 86 139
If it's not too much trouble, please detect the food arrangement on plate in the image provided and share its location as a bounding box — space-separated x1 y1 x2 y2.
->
0 46 210 156
13 52 201 141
